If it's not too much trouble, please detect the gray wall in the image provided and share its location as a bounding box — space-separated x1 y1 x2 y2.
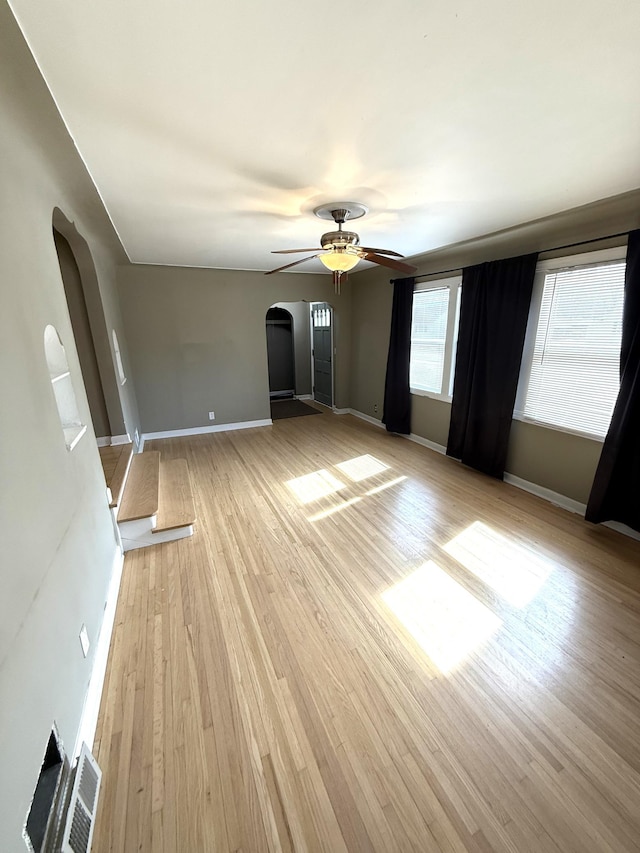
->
350 190 640 504
0 3 140 850
118 266 350 432
274 301 312 396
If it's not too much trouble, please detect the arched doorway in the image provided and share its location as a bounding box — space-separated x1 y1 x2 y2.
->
266 307 295 399
51 208 128 442
53 228 111 439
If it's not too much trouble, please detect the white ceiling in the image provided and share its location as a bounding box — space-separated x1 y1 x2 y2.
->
9 0 640 273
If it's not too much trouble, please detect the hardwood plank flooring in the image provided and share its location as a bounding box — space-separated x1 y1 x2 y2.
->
93 410 640 852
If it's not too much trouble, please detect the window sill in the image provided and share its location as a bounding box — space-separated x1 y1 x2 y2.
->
64 424 87 451
512 414 605 444
410 388 452 404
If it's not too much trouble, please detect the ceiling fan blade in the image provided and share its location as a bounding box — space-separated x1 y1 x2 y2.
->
272 248 323 254
363 253 417 274
265 253 322 275
358 247 404 258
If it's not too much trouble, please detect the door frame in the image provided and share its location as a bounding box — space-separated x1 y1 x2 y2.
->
309 302 334 408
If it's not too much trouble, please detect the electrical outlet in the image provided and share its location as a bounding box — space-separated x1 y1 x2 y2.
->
374 403 378 413
208 411 215 420
79 624 90 658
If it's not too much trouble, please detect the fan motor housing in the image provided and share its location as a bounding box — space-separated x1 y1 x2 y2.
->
321 230 360 250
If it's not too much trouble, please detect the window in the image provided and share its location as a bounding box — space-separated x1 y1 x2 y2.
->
410 277 461 399
515 248 626 440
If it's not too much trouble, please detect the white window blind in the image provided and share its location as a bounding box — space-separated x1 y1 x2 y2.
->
521 260 625 439
410 287 450 394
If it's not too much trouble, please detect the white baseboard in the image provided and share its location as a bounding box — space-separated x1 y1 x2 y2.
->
110 433 131 446
340 408 385 427
503 473 586 515
141 418 272 443
295 394 313 401
604 520 640 541
503 474 640 541
74 546 124 758
96 437 111 447
406 432 447 455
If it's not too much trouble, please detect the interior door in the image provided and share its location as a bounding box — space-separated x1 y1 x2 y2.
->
312 303 333 407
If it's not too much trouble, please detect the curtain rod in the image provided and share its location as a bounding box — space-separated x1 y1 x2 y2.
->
389 229 630 284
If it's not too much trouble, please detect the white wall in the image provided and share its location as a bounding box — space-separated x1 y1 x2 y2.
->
0 3 139 849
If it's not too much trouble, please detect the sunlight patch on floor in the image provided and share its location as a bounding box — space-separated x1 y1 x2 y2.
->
335 454 389 482
364 475 407 496
382 561 501 674
308 497 363 522
286 469 346 504
443 521 553 608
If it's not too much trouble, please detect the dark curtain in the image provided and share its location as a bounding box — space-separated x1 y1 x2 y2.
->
382 277 415 434
586 230 640 530
447 253 538 478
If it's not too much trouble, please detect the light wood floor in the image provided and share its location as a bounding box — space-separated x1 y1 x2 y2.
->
93 410 640 852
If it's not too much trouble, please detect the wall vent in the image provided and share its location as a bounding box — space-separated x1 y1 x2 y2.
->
60 744 101 853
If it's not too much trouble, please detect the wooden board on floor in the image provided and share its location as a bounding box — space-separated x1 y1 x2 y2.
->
153 458 196 533
117 451 160 522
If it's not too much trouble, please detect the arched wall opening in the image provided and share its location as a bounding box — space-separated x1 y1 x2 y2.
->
52 208 127 440
265 301 315 402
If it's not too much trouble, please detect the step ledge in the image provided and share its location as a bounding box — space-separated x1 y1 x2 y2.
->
121 524 194 552
117 451 160 522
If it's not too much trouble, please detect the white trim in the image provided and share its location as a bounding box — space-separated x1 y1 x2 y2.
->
96 436 111 447
342 408 385 428
503 473 586 515
411 277 461 400
503 473 640 542
65 424 87 451
118 515 158 546
512 412 605 444
536 245 626 273
604 521 640 542
121 523 194 552
410 388 453 403
295 394 313 401
74 546 124 758
406 433 447 455
110 433 131 445
141 418 272 442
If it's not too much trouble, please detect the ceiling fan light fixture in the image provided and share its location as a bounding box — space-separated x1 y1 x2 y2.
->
319 251 360 272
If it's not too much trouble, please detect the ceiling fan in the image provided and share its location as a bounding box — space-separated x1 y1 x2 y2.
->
265 202 417 293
